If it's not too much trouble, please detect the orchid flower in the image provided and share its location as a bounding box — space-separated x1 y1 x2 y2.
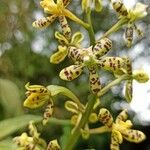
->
32 0 89 39
111 0 148 47
98 108 146 150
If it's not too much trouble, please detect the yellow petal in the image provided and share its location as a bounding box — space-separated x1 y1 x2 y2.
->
116 109 128 123
132 3 148 20
82 0 90 12
133 70 149 83
122 129 146 143
24 83 50 109
50 45 68 64
55 31 69 45
125 80 133 103
32 15 57 29
98 57 126 75
40 0 58 14
63 0 71 7
59 65 84 81
98 108 113 128
47 139 61 150
71 32 84 47
95 0 103 12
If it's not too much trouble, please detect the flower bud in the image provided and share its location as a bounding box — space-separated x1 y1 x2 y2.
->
133 70 149 83
89 113 98 123
47 139 61 150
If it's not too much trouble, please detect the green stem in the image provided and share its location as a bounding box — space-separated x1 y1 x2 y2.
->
48 118 71 126
85 9 96 45
98 74 130 97
89 126 111 134
64 95 97 150
99 18 128 39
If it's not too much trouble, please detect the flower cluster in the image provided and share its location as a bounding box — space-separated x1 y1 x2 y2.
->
98 108 146 150
13 121 60 150
111 0 148 47
20 0 149 149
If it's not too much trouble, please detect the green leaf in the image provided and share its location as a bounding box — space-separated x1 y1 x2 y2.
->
47 85 84 110
0 138 17 150
0 115 42 140
0 79 23 117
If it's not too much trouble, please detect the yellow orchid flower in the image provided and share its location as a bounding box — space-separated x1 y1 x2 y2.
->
98 108 146 150
24 82 51 109
13 121 47 150
24 83 84 125
14 121 61 150
47 139 61 150
59 37 113 94
111 0 148 47
50 31 84 64
32 0 89 38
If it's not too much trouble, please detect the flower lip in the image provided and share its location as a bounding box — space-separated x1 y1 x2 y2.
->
24 83 51 109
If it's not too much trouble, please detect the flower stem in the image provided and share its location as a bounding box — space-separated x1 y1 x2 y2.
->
85 9 96 45
63 95 97 150
98 74 130 97
48 118 71 126
99 18 128 39
89 126 111 134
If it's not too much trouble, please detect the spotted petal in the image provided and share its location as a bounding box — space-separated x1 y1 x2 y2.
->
32 15 57 29
93 38 112 59
111 0 128 16
122 129 146 143
98 108 113 128
59 65 84 81
50 45 68 64
125 80 133 103
43 100 54 125
59 16 71 39
89 67 101 94
116 109 128 124
98 57 126 75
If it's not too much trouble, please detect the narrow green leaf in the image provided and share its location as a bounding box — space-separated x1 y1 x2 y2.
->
0 115 42 140
47 85 84 110
0 138 17 150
